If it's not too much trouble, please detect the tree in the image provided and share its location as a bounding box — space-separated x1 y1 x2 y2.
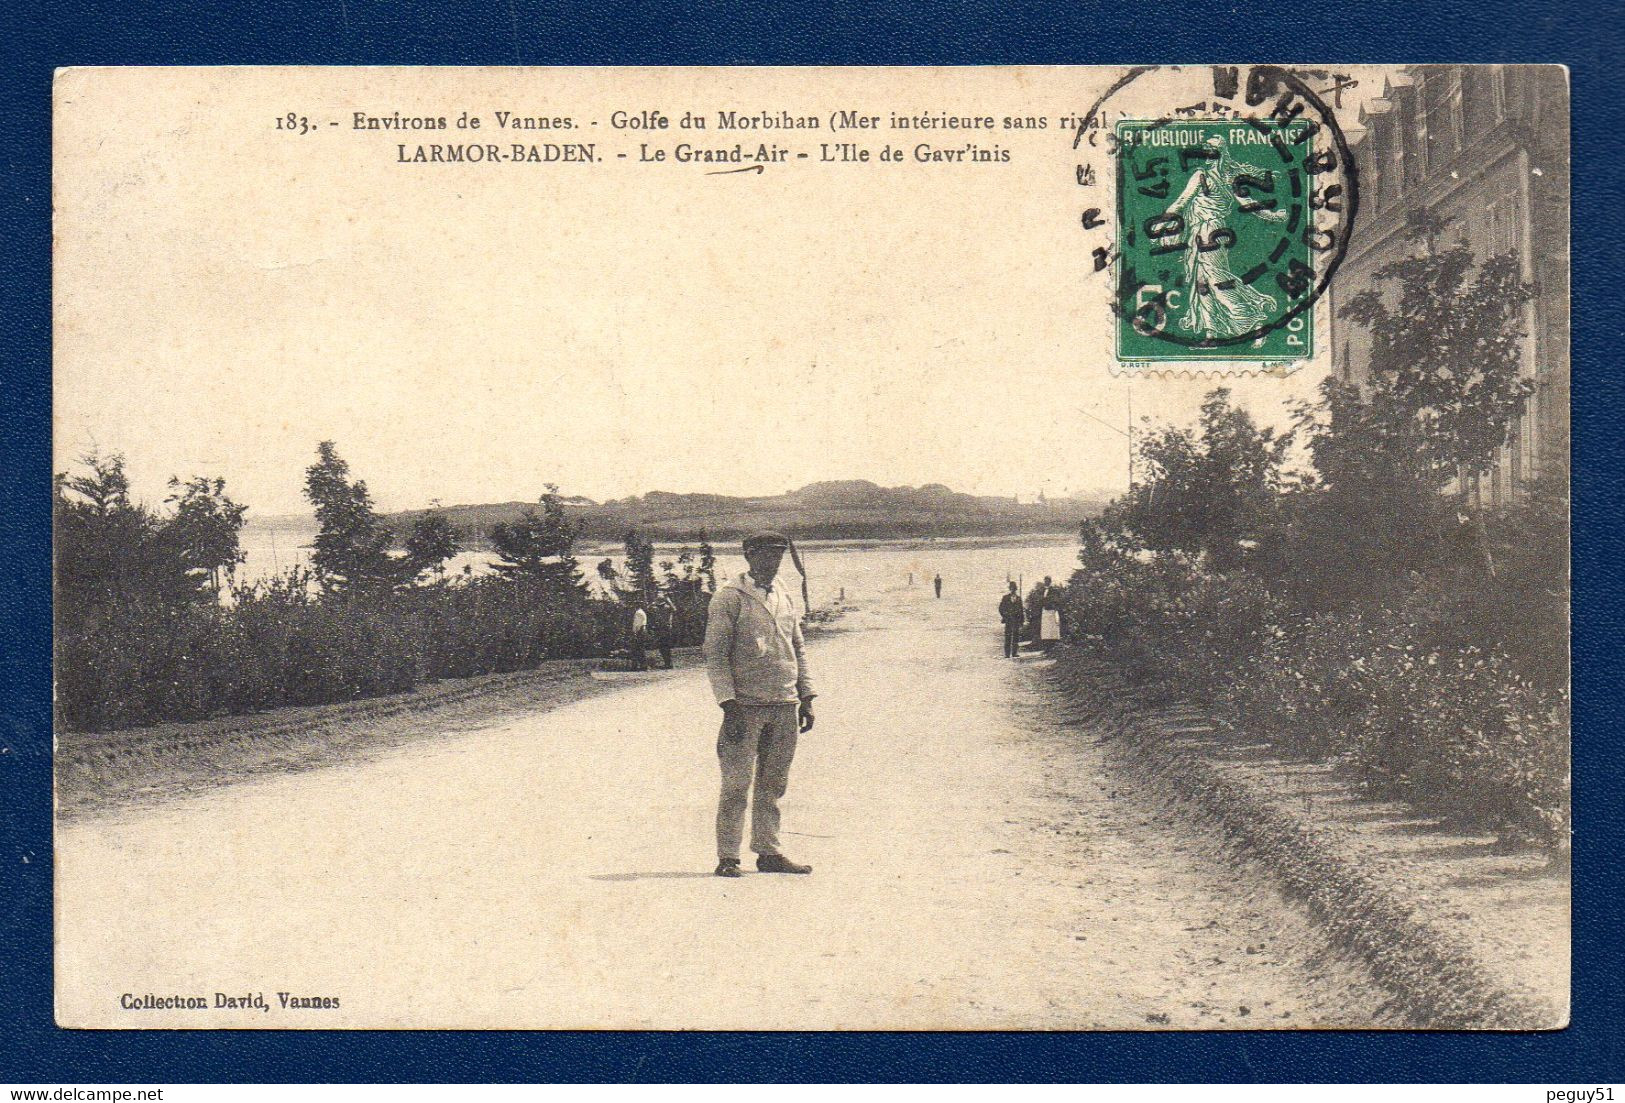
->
1113 389 1292 570
303 441 405 597
55 452 232 612
1285 221 1537 602
165 475 248 594
622 529 657 600
1336 219 1535 490
490 485 589 599
63 450 132 515
404 512 462 582
696 529 718 592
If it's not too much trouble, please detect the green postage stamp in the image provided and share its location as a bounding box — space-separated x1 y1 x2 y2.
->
1115 118 1321 363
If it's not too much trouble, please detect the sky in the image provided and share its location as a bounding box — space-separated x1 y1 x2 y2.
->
55 66 1379 518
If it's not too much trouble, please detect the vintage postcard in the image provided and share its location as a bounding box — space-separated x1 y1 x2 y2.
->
53 65 1569 1029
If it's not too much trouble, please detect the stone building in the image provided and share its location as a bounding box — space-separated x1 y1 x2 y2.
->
1328 65 1569 507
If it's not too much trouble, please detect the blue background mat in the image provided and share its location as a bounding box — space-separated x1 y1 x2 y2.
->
4 0 1619 1082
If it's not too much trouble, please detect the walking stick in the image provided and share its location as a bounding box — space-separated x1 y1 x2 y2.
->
787 536 811 615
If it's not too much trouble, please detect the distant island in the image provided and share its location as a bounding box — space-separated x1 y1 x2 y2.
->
384 480 1105 546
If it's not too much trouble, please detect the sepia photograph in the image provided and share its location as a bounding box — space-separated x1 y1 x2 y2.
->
51 64 1569 1030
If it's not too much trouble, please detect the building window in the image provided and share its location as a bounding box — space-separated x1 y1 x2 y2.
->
1488 195 1522 258
1507 423 1521 502
1447 69 1464 154
1390 118 1408 202
1529 382 1547 478
1412 86 1430 178
1422 69 1463 170
1373 126 1388 209
1462 66 1494 136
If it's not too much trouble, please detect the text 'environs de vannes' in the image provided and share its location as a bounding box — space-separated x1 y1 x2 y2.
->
354 107 1056 165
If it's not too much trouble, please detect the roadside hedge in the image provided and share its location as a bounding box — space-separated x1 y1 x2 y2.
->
55 574 652 733
1061 549 1569 850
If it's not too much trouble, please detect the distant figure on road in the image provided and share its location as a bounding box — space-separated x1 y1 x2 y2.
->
1040 601 1062 649
703 531 817 879
999 581 1025 659
650 593 677 670
934 573 943 598
1027 576 1054 643
628 602 652 671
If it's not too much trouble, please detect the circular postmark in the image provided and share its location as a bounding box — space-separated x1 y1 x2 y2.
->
1072 66 1359 363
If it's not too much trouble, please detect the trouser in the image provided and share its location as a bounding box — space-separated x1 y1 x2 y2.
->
631 630 651 670
1003 621 1022 658
655 631 673 669
716 702 800 861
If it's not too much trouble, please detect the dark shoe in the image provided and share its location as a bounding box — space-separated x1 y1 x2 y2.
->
714 859 742 878
756 854 812 875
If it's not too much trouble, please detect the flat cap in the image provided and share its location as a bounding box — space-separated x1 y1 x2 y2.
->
742 530 791 552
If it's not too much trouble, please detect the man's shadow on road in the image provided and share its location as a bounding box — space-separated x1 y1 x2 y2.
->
589 871 717 882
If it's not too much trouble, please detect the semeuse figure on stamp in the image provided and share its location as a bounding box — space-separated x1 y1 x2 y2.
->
703 531 817 878
1162 136 1290 341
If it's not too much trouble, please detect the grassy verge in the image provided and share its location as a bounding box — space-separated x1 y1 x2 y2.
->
57 648 704 821
1042 644 1565 1029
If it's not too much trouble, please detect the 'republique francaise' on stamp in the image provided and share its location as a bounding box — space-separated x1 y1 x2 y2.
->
1074 65 1359 370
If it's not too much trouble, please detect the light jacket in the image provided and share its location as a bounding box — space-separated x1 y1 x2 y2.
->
703 571 815 706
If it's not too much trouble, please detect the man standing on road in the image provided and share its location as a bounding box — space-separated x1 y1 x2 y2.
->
933 573 943 599
703 531 817 878
999 581 1025 659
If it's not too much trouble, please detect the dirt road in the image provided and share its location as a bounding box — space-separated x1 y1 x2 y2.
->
57 564 1393 1028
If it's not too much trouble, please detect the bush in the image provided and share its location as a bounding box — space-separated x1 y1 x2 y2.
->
1062 542 1570 849
1349 641 1567 844
54 449 716 734
1062 553 1284 694
55 571 641 733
